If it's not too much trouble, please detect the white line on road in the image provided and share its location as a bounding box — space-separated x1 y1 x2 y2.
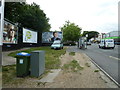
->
109 56 120 60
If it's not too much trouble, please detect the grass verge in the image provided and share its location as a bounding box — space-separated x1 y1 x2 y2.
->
3 47 66 86
8 47 66 69
2 65 25 85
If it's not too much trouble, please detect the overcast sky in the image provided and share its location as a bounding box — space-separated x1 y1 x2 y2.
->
26 0 119 33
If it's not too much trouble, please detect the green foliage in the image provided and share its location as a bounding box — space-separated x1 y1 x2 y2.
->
2 65 25 85
4 2 24 23
82 31 99 41
61 21 82 42
94 69 99 72
5 2 51 32
2 65 50 86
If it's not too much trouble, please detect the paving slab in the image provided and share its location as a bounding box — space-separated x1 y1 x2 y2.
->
39 69 61 83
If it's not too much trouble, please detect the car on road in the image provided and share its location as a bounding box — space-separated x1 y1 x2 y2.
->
87 41 91 45
51 40 63 50
99 39 115 49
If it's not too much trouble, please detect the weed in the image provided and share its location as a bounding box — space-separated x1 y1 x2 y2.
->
85 63 91 67
62 60 83 72
69 52 75 56
94 69 99 72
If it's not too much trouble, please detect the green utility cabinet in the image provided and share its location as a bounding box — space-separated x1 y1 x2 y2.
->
16 52 31 77
30 51 45 77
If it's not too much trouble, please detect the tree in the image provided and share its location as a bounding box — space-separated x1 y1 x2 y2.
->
4 2 51 32
82 31 99 41
61 21 82 42
4 2 24 23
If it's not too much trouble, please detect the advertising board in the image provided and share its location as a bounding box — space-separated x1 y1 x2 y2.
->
3 20 18 44
23 28 37 43
42 32 63 43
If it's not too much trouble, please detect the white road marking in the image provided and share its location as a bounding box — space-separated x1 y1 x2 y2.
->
109 56 120 60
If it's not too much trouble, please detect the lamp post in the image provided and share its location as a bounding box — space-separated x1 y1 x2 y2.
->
84 34 88 49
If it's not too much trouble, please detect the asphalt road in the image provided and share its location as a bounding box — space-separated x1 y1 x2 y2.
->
67 44 120 84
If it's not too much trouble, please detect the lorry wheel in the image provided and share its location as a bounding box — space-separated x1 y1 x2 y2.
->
99 45 101 48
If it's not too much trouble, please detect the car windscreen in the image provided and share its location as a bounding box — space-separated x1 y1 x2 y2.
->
53 43 60 45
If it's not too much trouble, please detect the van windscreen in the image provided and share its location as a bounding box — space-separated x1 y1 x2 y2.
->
106 40 113 42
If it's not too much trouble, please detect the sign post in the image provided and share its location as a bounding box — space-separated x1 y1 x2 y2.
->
0 0 4 46
0 0 4 89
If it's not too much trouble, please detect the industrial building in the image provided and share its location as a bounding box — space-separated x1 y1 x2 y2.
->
98 31 120 45
106 31 120 37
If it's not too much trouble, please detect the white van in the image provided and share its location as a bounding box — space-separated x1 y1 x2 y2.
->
99 39 115 49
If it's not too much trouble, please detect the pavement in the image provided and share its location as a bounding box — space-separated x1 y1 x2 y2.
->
67 44 119 85
2 48 30 66
2 51 16 66
39 69 61 83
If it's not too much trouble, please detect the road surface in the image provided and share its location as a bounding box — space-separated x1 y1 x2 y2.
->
67 44 120 85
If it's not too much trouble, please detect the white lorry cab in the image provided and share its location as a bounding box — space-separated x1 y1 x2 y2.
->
99 39 115 49
78 37 87 49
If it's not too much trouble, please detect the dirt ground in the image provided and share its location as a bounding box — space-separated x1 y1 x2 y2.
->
3 51 118 88
41 52 118 88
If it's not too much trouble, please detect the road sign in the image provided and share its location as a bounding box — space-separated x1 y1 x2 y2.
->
0 0 4 45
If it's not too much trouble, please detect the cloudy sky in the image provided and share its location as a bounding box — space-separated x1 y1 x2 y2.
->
26 0 119 33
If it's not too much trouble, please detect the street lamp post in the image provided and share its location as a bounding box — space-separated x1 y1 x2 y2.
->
84 34 88 49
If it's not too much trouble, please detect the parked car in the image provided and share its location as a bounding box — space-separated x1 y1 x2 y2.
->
51 40 63 49
87 41 91 45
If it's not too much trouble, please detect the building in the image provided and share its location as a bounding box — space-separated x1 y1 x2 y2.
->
105 31 120 45
106 31 120 37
